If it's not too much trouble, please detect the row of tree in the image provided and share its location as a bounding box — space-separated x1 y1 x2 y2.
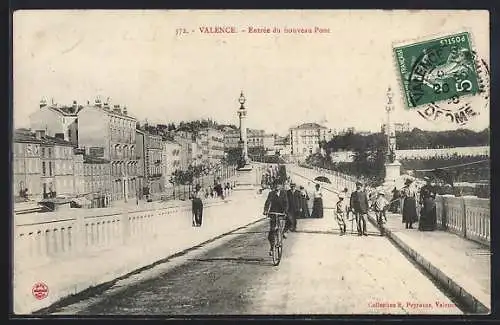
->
323 128 489 152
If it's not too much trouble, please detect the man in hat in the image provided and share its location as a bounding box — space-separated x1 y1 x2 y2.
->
286 182 301 231
350 181 369 236
263 181 289 255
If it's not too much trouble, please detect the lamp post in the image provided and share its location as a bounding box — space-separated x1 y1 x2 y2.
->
384 86 401 183
237 91 252 171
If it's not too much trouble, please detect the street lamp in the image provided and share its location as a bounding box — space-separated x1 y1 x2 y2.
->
238 91 246 109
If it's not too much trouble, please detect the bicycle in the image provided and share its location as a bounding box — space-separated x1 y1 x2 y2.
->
267 212 287 266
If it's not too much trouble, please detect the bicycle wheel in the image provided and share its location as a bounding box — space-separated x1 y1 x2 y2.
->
272 231 281 266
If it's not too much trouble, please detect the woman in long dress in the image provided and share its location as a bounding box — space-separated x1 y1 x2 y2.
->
299 186 310 218
311 183 324 218
192 184 204 227
401 179 418 229
419 177 437 231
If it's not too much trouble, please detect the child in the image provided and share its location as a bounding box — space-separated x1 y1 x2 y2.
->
336 194 347 235
373 191 389 224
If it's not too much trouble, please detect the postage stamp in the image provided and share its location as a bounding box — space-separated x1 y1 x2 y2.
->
394 32 480 109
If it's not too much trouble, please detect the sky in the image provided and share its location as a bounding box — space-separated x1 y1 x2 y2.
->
13 10 490 135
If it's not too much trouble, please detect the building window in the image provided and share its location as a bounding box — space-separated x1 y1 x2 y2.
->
42 162 46 176
49 162 53 176
41 147 45 158
68 129 72 139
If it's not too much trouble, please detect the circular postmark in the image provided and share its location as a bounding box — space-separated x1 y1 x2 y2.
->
414 52 489 126
32 282 49 300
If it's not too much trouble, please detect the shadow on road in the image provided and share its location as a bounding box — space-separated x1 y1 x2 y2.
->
189 257 275 267
294 229 383 237
230 231 268 235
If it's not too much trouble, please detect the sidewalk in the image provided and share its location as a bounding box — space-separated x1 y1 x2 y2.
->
366 212 491 314
13 190 267 315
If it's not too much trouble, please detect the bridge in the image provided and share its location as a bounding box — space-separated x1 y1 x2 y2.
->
13 163 490 315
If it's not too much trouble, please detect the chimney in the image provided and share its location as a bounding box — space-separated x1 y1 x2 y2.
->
123 106 128 115
113 104 122 114
35 130 46 139
95 97 102 108
39 98 47 109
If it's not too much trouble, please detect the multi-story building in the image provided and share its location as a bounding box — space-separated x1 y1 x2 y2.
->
72 149 85 196
136 129 164 195
13 129 42 200
83 155 112 207
224 128 275 150
381 122 411 134
13 129 85 201
199 128 225 163
162 140 182 188
29 99 80 146
289 123 332 156
77 98 140 202
174 133 194 169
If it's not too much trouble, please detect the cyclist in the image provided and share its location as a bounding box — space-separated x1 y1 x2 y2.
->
263 181 289 256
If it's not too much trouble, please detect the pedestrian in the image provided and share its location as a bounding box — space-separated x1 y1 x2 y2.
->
390 187 401 213
350 181 369 236
419 177 437 231
286 182 301 231
373 191 389 225
336 194 347 235
299 185 310 218
191 184 203 227
401 178 418 229
311 183 324 218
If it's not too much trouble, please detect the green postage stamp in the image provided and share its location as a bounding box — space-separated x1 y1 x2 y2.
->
394 32 480 109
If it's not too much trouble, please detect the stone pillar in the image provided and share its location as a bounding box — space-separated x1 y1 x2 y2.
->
384 160 401 183
237 91 252 171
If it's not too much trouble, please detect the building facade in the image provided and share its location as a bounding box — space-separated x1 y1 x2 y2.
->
77 98 139 202
29 99 80 146
199 128 225 163
224 128 275 150
289 123 332 156
72 149 85 196
39 134 76 198
162 140 182 188
136 129 164 195
13 129 42 200
83 156 112 207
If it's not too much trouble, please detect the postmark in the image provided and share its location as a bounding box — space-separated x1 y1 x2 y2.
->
32 282 49 300
394 32 480 109
416 54 489 126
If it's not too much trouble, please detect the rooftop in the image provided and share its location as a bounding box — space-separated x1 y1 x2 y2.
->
13 129 73 147
293 123 328 130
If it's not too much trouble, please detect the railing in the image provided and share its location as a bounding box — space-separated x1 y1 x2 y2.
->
14 199 230 270
294 163 491 247
436 195 490 247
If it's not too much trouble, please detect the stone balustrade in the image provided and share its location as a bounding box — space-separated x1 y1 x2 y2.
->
14 199 229 271
436 195 490 247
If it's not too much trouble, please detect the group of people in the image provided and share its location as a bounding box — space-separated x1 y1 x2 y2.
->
400 177 437 231
334 176 437 235
335 182 372 236
262 180 327 255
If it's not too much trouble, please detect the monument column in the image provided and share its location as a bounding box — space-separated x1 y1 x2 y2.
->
384 86 401 183
237 91 252 171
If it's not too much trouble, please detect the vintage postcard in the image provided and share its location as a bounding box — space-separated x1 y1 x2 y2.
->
12 10 490 316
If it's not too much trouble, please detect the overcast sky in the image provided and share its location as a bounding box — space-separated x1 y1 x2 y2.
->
13 10 489 135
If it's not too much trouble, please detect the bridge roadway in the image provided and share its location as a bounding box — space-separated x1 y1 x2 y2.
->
46 166 463 315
